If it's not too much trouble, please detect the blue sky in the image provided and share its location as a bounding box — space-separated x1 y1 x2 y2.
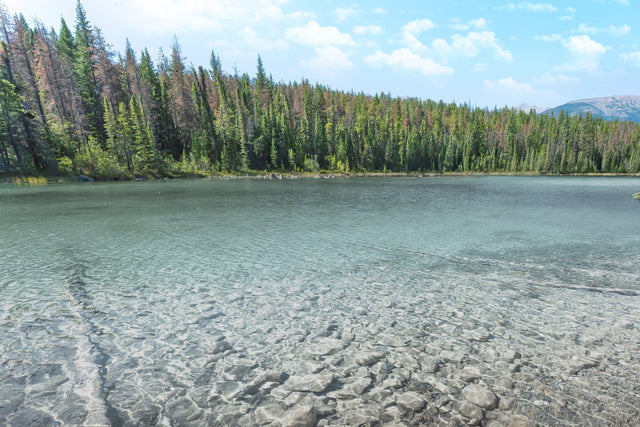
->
3 0 638 109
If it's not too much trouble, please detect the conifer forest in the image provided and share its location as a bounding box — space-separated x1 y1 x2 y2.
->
1 2 639 178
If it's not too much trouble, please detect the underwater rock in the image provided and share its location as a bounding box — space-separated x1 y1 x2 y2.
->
462 385 498 410
283 374 334 393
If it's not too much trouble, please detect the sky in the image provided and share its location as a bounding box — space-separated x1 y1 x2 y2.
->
3 0 639 109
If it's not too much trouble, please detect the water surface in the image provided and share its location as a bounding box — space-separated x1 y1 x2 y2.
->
1 176 639 425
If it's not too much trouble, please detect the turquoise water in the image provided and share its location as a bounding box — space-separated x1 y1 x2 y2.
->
1 176 639 425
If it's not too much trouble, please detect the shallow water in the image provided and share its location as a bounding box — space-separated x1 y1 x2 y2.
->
1 176 639 426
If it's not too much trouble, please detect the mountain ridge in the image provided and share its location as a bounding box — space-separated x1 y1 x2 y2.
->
543 95 640 122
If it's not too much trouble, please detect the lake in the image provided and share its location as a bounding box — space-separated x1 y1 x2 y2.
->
1 176 639 426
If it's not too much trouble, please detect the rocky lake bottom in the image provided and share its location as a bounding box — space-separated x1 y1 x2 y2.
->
1 177 639 426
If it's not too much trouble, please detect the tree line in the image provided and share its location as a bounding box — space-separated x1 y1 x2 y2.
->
1 1 639 178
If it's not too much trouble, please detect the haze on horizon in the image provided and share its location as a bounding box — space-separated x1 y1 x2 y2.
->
2 0 638 109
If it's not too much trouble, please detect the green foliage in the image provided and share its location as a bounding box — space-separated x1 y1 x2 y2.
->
73 136 124 178
58 156 73 175
2 2 640 178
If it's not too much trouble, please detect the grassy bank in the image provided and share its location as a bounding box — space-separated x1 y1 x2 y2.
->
2 170 639 185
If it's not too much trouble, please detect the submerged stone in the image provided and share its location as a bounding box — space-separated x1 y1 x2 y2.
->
396 391 427 412
282 405 316 427
283 374 334 393
457 400 483 421
461 385 498 410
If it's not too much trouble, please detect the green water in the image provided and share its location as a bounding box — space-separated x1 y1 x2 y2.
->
1 176 639 425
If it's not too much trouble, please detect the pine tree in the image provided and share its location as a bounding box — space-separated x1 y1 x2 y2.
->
73 1 105 145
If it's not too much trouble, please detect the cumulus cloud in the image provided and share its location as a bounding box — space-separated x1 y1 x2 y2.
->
402 19 436 54
609 24 631 36
575 24 598 34
560 35 607 71
534 73 579 84
333 7 360 21
620 51 640 66
301 45 353 71
450 18 489 31
290 11 317 20
364 48 454 76
373 8 387 15
433 31 513 63
353 25 384 35
286 21 356 46
505 2 557 12
534 34 562 42
573 23 631 37
363 16 511 77
361 18 453 77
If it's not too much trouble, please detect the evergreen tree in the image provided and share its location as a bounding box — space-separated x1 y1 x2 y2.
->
73 1 105 145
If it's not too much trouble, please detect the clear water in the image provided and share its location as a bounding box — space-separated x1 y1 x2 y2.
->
1 176 639 426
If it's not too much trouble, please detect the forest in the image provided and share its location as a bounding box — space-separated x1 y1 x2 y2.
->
1 1 639 179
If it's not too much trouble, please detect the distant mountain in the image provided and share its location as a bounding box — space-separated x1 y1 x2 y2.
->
515 103 548 114
543 95 640 122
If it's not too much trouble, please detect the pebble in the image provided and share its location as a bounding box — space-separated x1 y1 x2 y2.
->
354 351 385 366
457 400 483 421
509 415 531 427
308 338 345 356
568 358 599 375
254 404 285 425
440 350 465 364
498 396 515 410
462 385 499 409
283 374 334 393
459 366 482 382
281 405 316 427
421 357 441 373
396 391 427 411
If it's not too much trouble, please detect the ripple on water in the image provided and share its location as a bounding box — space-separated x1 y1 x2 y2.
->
1 177 640 425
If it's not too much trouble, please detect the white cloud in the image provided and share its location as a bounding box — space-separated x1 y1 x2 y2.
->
612 0 630 5
301 45 353 70
560 35 607 71
575 24 598 34
373 8 387 15
573 23 630 37
484 77 535 93
403 19 436 37
433 31 513 63
353 25 384 35
534 73 579 84
505 2 557 12
290 11 317 20
333 7 360 21
401 19 436 54
450 18 488 31
607 25 631 37
364 48 454 76
535 34 562 42
286 21 356 46
520 2 557 12
620 51 640 66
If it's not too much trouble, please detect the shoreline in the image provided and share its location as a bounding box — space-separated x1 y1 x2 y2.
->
2 170 640 185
